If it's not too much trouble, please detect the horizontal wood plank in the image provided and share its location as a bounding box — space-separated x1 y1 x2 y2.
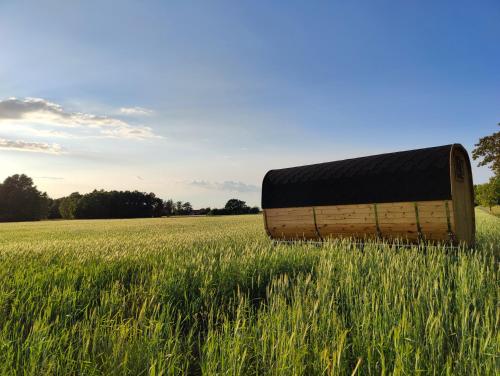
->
265 200 456 243
316 217 375 224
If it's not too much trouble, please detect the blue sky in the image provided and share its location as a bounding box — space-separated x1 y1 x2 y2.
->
0 1 498 207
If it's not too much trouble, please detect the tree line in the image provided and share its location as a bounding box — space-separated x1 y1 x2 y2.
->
472 123 500 211
0 175 260 222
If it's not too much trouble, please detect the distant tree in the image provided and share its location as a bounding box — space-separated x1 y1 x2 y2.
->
197 207 211 215
0 174 49 222
181 202 193 215
473 124 500 176
164 199 174 216
59 192 82 219
56 191 182 219
209 199 260 215
249 206 260 214
73 190 109 219
70 190 163 219
47 198 63 219
208 208 228 215
224 199 248 214
152 196 164 217
175 201 183 215
475 177 500 210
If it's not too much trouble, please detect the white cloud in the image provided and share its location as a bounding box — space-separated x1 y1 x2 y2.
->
190 180 260 193
21 128 77 139
34 176 64 180
0 97 159 140
0 138 63 154
120 106 153 116
99 125 158 139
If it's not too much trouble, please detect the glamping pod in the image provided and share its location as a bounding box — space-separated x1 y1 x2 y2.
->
262 144 475 246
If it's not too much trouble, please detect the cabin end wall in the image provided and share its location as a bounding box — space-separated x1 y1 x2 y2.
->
449 145 476 246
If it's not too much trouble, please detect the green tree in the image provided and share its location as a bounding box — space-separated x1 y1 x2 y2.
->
152 196 164 217
181 202 193 215
225 199 248 214
473 124 500 176
59 192 82 219
475 176 500 210
197 207 211 215
63 190 164 219
164 199 174 216
210 199 260 215
175 201 183 215
0 174 49 222
47 198 63 219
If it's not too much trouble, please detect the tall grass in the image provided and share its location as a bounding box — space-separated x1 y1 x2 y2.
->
0 211 497 375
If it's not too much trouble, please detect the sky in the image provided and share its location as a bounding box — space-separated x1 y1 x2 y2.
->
0 0 498 208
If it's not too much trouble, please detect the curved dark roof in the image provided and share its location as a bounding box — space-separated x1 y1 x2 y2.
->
262 144 463 209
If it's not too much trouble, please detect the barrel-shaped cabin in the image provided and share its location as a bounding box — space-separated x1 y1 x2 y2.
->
262 144 475 246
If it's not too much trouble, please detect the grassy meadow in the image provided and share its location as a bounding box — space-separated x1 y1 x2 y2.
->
488 205 500 217
0 210 498 375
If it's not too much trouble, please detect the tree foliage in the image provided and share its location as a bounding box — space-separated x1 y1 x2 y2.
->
224 199 248 213
58 190 164 219
197 207 211 215
210 199 260 215
59 193 82 219
0 174 49 222
181 202 193 215
47 198 63 219
474 176 500 210
472 124 500 175
162 200 193 215
164 199 174 216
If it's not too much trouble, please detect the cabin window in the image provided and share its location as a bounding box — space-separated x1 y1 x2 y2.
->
455 157 464 181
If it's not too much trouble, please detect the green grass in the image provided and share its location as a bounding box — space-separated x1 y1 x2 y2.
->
0 211 498 375
488 205 500 217
477 205 500 217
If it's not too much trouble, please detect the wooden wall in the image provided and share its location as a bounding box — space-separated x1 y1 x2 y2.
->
450 146 475 245
264 200 456 243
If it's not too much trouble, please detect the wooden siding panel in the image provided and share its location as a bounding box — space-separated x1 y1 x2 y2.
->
317 216 375 224
265 207 313 217
316 203 373 210
316 204 376 238
266 207 316 240
377 202 414 221
264 200 456 243
418 201 452 242
268 228 317 240
377 202 416 240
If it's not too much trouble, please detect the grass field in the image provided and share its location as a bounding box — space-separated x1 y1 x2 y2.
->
488 205 500 217
0 210 498 375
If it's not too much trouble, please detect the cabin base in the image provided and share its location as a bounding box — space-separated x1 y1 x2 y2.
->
263 200 471 245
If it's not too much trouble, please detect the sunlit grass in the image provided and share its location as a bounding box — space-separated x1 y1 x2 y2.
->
0 211 497 375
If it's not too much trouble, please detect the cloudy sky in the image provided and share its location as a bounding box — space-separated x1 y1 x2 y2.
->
0 1 498 207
